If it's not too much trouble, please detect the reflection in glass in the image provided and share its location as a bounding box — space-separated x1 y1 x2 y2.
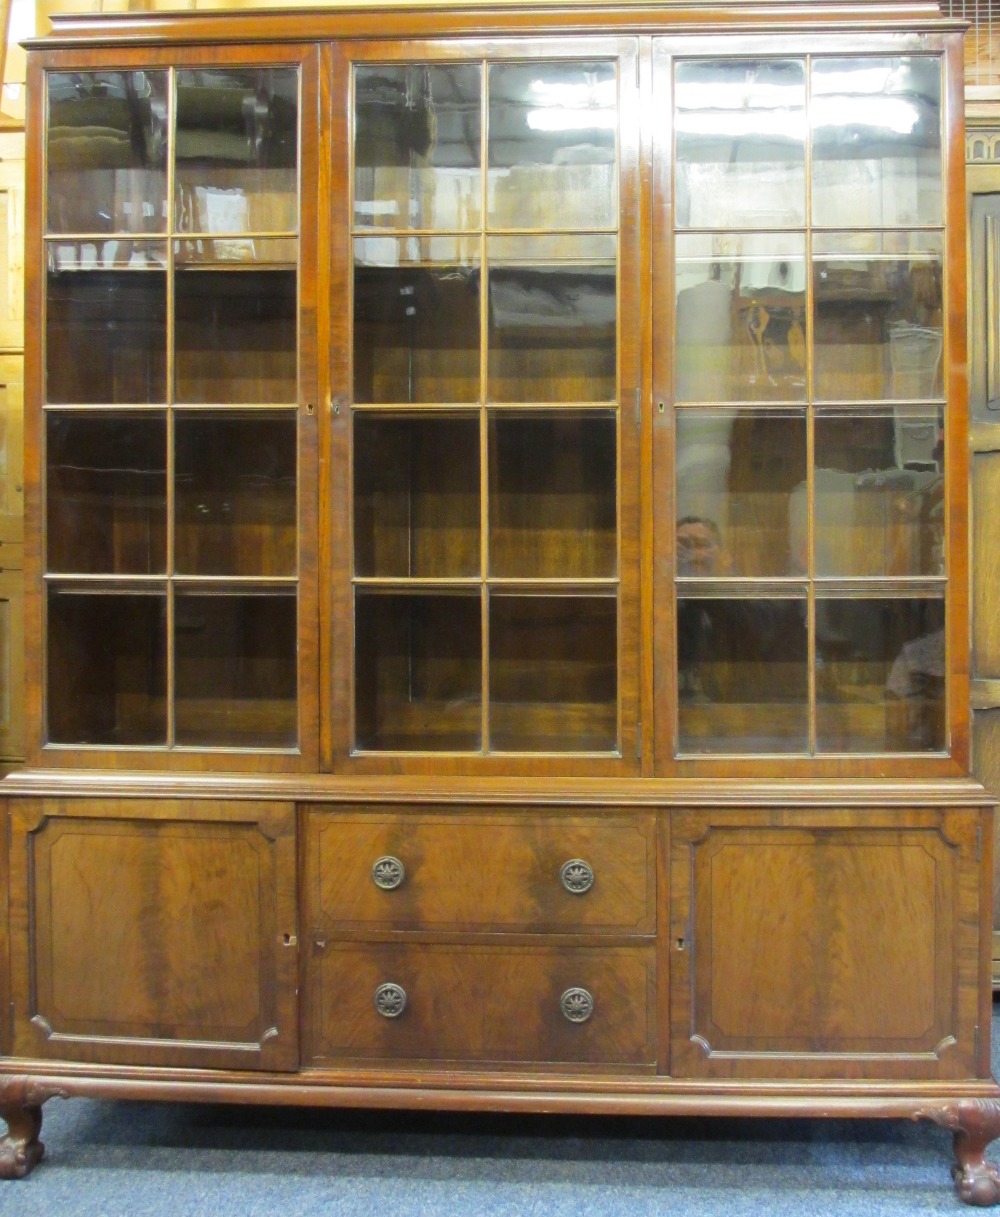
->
174 236 296 267
489 594 617 752
355 591 482 751
674 59 806 229
676 594 808 752
811 57 942 227
488 260 615 403
46 71 168 236
174 590 297 747
47 587 166 745
47 413 166 574
489 412 616 578
487 61 616 230
675 234 806 402
354 260 479 404
46 268 167 404
815 596 944 752
813 410 944 577
676 410 806 577
813 233 943 401
174 268 296 403
354 415 480 577
174 413 297 576
354 64 482 231
175 67 298 234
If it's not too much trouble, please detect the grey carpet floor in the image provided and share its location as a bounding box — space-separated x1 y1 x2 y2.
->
3 1011 999 1217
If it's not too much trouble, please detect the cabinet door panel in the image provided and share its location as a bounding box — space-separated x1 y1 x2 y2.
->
306 942 655 1067
670 809 983 1080
305 810 656 933
9 799 298 1070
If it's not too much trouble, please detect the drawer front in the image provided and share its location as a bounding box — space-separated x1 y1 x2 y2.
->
306 942 656 1066
305 810 656 933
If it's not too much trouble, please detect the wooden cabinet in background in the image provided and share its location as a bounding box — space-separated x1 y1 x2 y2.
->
1 2 998 1208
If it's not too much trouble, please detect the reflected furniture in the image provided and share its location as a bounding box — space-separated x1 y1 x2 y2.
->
2 1 1000 1206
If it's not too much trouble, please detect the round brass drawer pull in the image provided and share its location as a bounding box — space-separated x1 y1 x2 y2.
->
374 982 407 1018
372 855 405 890
560 987 594 1023
560 859 594 894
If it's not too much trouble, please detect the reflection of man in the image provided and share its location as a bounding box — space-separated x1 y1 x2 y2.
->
677 515 731 577
676 515 806 707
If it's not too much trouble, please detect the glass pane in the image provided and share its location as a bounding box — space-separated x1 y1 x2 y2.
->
489 411 616 578
677 594 808 752
813 409 944 577
46 265 167 404
811 57 942 228
355 591 482 751
676 410 806 578
47 586 166 745
353 254 480 404
813 233 943 401
47 71 168 236
47 412 166 575
674 234 806 402
816 596 944 752
488 237 615 403
489 594 616 752
174 413 297 576
354 414 480 578
174 589 297 747
175 68 298 234
354 64 482 231
487 61 616 231
674 59 806 229
174 268 296 403
174 236 296 267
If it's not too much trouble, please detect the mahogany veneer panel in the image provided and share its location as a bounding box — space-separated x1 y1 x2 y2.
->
306 941 656 1066
8 798 298 1071
670 809 982 1080
305 809 656 934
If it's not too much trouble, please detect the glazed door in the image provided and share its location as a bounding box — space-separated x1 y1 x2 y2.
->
327 38 642 774
967 187 1000 984
8 798 299 1070
29 44 320 770
651 37 966 777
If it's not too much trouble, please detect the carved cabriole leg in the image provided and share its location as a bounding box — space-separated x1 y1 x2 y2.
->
0 1076 67 1179
922 1100 1000 1206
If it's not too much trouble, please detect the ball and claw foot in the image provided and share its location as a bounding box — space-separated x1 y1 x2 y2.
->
922 1100 1000 1206
0 1105 44 1179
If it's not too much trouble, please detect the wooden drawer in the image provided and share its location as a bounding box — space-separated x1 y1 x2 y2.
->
304 809 656 934
306 941 656 1066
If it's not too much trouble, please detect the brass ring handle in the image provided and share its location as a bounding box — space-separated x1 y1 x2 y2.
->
372 855 405 890
560 987 594 1023
560 859 594 894
374 982 407 1018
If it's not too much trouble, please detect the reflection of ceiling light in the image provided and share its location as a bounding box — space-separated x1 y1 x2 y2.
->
813 66 895 94
524 76 617 129
527 109 617 132
675 96 919 139
675 111 807 139
677 81 803 110
812 96 920 135
528 78 617 107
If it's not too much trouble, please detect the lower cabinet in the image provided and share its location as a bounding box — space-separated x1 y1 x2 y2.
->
669 809 984 1080
1 796 989 1086
7 798 299 1071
